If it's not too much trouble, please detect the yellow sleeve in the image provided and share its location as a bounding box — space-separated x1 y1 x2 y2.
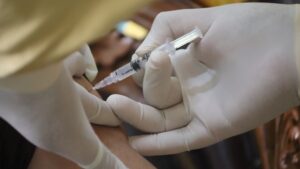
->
296 4 300 96
0 0 151 78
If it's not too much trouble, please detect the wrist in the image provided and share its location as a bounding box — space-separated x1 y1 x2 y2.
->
79 142 127 169
79 141 104 169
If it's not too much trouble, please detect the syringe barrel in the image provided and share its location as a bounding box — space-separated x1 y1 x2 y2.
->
94 28 203 89
114 63 137 81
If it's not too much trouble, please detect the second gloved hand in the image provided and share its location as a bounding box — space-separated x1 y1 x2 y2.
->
107 3 300 156
64 44 120 126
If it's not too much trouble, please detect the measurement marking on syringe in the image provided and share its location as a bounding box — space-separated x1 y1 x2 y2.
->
120 69 133 75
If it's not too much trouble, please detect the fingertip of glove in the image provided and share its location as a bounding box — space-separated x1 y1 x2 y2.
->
147 50 171 70
129 136 142 154
107 94 131 113
128 137 136 149
106 94 121 108
129 136 156 156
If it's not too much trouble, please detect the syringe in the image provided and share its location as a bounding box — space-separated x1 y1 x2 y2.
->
93 27 203 89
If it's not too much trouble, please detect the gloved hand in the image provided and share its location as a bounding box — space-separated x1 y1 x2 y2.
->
0 62 127 169
64 44 120 126
107 3 300 156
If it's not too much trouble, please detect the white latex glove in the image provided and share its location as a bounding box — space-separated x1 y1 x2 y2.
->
64 44 99 81
64 45 120 126
0 62 127 168
107 3 300 156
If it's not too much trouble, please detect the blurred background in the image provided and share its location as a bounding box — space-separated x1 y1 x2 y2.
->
90 0 300 169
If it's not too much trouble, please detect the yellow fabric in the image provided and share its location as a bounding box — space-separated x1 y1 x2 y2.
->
201 0 245 7
296 5 300 96
0 0 151 78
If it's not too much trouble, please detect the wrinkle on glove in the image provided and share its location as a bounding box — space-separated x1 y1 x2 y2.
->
129 118 215 156
0 63 126 168
169 45 230 139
